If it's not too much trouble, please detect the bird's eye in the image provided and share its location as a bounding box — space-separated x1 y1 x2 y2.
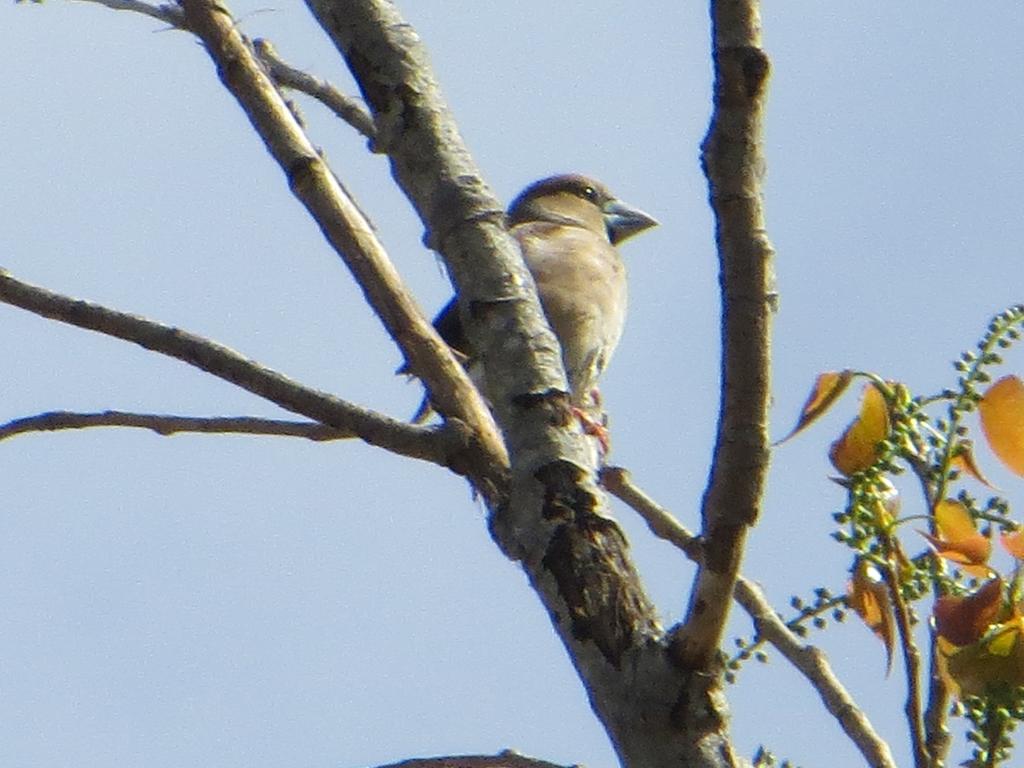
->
581 186 598 201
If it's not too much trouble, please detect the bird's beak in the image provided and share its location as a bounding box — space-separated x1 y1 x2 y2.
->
602 198 659 244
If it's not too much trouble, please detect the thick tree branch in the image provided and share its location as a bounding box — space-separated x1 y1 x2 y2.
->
673 0 775 669
0 411 352 442
305 2 742 766
305 0 580 469
0 270 462 468
176 0 507 488
602 467 897 768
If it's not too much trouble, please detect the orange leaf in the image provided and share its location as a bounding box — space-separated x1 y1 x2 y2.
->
829 384 890 476
777 370 854 444
979 375 1024 477
1002 529 1024 560
950 440 997 489
847 559 895 671
920 499 992 575
934 577 1003 646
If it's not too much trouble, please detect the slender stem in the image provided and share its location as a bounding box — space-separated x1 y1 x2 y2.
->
982 697 1003 768
882 556 928 768
0 411 360 442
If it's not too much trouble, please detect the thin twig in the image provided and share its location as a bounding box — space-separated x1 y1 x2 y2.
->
71 0 184 26
0 411 352 442
882 560 928 768
71 1 377 142
600 467 702 559
734 580 898 768
908 458 952 764
253 39 377 141
601 466 897 768
923 626 952 764
0 269 454 467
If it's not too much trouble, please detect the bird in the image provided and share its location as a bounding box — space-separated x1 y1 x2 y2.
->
406 174 657 446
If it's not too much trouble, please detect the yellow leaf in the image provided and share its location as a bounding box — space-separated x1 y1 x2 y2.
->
847 559 894 672
1002 529 1024 560
986 620 1021 657
829 384 890 476
777 370 854 444
979 375 1024 477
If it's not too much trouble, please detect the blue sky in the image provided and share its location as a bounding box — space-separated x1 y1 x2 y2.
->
3 3 1024 767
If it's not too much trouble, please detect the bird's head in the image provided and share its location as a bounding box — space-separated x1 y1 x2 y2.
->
507 174 658 245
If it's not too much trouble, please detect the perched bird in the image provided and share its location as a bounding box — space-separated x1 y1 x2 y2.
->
409 174 657 440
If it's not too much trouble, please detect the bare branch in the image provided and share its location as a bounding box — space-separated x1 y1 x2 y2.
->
0 411 354 442
674 0 775 668
0 269 458 468
173 0 507 482
253 39 377 141
602 466 897 768
71 0 184 26
70 2 377 143
600 466 702 559
733 580 898 768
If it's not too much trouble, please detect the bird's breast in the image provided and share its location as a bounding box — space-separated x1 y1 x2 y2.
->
514 223 628 398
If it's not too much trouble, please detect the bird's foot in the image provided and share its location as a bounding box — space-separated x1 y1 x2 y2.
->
572 406 611 457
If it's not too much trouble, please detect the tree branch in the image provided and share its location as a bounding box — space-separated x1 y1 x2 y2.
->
0 411 353 442
923 626 952 764
306 3 744 766
673 0 775 669
174 0 507 487
252 39 377 141
70 0 183 26
601 467 897 768
71 0 379 144
734 580 898 768
0 269 460 468
884 561 928 768
305 0 601 470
